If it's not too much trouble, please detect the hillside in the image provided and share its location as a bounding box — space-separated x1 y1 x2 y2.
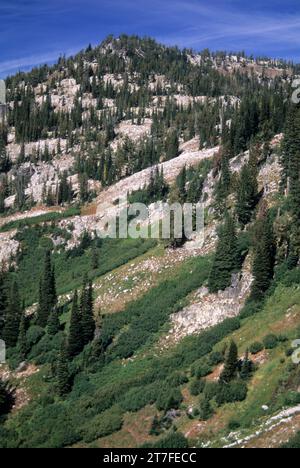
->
0 35 300 449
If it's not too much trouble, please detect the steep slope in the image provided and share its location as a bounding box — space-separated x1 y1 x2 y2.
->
0 36 300 449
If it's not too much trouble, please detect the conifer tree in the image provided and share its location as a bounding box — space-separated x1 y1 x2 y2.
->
250 215 275 301
68 291 83 358
165 129 179 160
3 281 22 348
215 148 231 212
208 214 239 293
17 313 27 361
47 307 60 336
200 396 214 421
175 166 187 203
220 340 239 383
0 271 7 336
81 281 95 346
37 250 57 327
236 145 259 226
57 340 71 396
240 350 253 380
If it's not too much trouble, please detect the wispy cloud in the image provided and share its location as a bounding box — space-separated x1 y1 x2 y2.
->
155 0 300 52
0 0 300 76
0 48 80 76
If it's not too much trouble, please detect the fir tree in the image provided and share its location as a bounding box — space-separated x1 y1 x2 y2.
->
47 307 60 336
17 313 27 361
220 340 239 383
57 340 71 396
3 281 22 348
81 281 95 346
0 271 7 336
250 215 275 301
215 147 231 212
208 214 239 293
200 396 214 421
91 246 99 270
68 291 83 358
165 129 179 160
240 350 253 381
236 145 259 226
37 250 57 327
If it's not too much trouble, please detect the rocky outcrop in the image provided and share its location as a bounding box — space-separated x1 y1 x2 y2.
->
169 255 253 342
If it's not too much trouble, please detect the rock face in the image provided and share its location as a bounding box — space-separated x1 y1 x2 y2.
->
96 145 219 213
0 231 19 267
169 255 253 341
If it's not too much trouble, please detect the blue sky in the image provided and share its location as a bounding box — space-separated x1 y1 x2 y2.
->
1 0 300 77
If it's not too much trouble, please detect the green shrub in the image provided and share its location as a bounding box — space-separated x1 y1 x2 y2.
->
194 361 212 378
209 351 224 366
216 381 248 406
204 382 219 400
26 326 45 347
227 419 241 431
142 431 189 449
166 372 188 387
281 431 300 448
120 383 159 412
156 386 183 412
263 334 278 350
249 342 264 355
189 379 205 396
284 391 300 406
240 300 263 319
80 405 123 443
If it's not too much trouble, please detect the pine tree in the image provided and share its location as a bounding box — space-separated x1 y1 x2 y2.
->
220 340 239 384
200 396 214 421
68 291 83 358
215 147 231 212
236 145 259 226
175 166 187 203
17 313 27 361
165 129 179 160
91 246 99 270
47 307 60 336
0 271 7 336
250 215 275 301
37 250 57 327
3 281 22 348
240 350 253 380
208 214 239 293
81 281 95 346
57 340 70 396
280 105 300 193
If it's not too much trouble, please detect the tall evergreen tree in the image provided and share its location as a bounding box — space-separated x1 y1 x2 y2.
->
250 215 275 301
3 281 22 348
208 214 239 293
47 307 60 336
215 147 231 212
17 313 27 361
37 251 57 327
165 129 179 160
81 281 95 346
236 146 259 226
220 340 239 383
57 340 71 396
68 291 83 358
0 271 7 336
